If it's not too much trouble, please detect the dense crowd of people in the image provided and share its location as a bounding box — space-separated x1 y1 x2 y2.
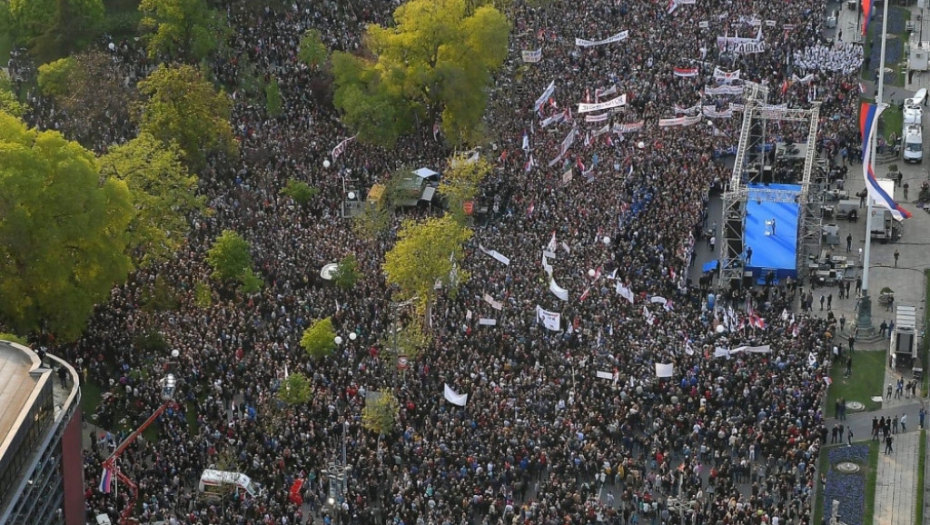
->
5 0 870 523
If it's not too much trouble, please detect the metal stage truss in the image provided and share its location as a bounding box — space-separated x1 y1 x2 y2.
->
719 93 823 287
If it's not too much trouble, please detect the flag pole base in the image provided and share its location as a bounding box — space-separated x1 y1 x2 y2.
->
856 293 875 335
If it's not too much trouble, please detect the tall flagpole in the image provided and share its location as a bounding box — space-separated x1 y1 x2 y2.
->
858 0 890 334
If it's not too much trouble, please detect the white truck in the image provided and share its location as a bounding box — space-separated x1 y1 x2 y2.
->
198 470 264 500
903 123 923 163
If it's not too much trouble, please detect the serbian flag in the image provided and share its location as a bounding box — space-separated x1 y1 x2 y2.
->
99 466 113 494
860 103 912 219
673 67 699 77
862 0 873 36
667 0 678 14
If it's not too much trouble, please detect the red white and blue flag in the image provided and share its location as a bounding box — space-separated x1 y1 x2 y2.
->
861 0 873 36
860 103 912 220
99 466 113 494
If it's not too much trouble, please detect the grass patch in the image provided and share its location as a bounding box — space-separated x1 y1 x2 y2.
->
918 430 927 525
80 380 104 420
827 350 887 414
864 440 880 525
880 104 903 143
923 270 930 397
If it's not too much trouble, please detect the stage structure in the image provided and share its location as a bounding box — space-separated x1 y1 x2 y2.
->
719 85 823 287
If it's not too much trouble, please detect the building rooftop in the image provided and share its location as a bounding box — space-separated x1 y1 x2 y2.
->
0 341 46 451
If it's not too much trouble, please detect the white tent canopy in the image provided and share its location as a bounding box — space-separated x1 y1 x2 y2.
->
413 167 439 179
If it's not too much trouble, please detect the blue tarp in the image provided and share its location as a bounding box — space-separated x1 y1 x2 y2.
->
702 260 719 272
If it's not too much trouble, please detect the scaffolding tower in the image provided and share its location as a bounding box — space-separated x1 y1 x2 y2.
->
718 93 823 287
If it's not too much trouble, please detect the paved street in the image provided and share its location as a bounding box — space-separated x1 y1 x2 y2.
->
875 431 922 525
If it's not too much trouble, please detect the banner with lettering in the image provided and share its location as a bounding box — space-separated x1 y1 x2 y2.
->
522 49 542 63
703 107 733 119
578 94 627 113
705 85 744 95
585 112 610 123
575 30 629 47
613 121 645 133
659 114 703 127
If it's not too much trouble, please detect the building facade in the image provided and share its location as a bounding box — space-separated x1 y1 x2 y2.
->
0 340 83 525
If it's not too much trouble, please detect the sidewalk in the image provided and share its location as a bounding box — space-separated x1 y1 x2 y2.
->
875 431 922 525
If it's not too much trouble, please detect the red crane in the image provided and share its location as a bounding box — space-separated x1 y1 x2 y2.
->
101 375 177 525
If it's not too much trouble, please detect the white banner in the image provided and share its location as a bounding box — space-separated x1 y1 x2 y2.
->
542 253 553 276
792 73 815 84
522 49 542 63
478 318 497 326
729 102 745 111
655 363 675 378
443 384 469 406
479 244 511 266
535 305 562 331
673 67 700 77
713 67 741 83
585 112 610 123
578 94 626 113
595 85 618 99
705 85 744 95
549 279 569 301
673 104 702 115
575 30 629 47
534 81 555 112
703 107 733 119
613 121 645 133
562 168 573 183
658 114 702 127
732 41 765 54
483 293 503 310
731 345 772 354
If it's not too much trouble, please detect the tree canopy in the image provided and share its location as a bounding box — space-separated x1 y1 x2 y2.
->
297 29 329 70
38 51 137 134
206 230 261 292
8 0 103 49
0 71 25 117
382 214 472 311
332 254 360 290
135 64 236 169
440 153 491 222
301 317 337 359
278 372 313 406
362 392 399 435
139 0 222 62
0 113 134 340
99 132 204 266
332 0 509 147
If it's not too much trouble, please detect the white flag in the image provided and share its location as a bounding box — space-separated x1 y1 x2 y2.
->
549 279 569 301
443 384 469 406
655 363 675 378
542 253 554 276
534 80 556 112
479 244 511 266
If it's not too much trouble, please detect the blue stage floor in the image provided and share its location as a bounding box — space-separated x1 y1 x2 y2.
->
745 183 800 282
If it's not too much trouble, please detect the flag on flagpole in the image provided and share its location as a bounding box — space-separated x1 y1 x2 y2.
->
99 467 113 494
433 122 441 141
861 0 873 36
860 103 912 219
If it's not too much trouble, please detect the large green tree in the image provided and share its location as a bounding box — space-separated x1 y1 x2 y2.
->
301 317 337 359
297 29 329 70
0 112 134 340
99 133 204 266
440 153 491 223
0 71 24 117
135 64 236 169
139 0 222 62
206 230 261 292
38 51 137 141
8 0 103 50
382 214 472 315
332 0 509 147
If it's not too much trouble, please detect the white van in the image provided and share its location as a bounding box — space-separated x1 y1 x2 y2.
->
904 105 923 125
198 470 264 499
903 124 923 163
